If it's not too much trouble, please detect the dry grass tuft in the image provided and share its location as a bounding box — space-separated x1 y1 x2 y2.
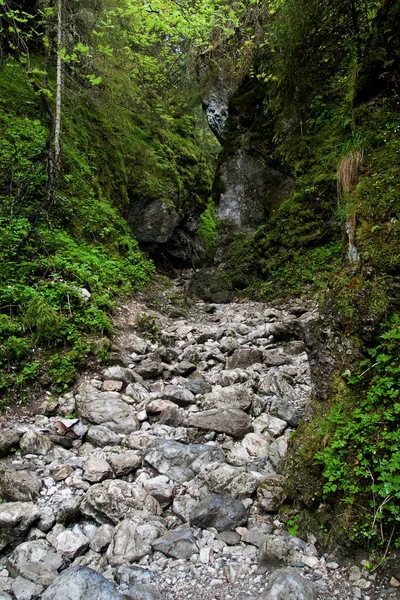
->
337 150 362 198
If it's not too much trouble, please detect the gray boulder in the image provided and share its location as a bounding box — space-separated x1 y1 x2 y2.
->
186 463 259 500
106 519 161 566
260 568 316 600
103 366 135 385
89 524 114 553
124 584 164 600
127 198 180 245
257 476 287 512
184 408 253 439
270 397 304 427
173 361 196 377
201 385 253 411
53 529 90 560
0 428 21 457
80 480 162 524
144 439 226 484
0 470 42 502
162 387 195 407
227 348 263 369
0 502 40 551
135 360 164 380
108 450 142 476
20 430 52 455
86 426 122 447
83 453 113 483
152 524 198 560
190 493 247 532
41 566 123 600
7 539 63 587
258 534 308 567
184 379 212 395
10 576 43 600
76 392 139 434
258 371 297 401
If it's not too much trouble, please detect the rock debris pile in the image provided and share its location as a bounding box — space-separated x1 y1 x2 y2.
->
0 298 397 600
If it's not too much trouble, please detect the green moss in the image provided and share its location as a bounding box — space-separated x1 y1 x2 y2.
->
198 199 217 259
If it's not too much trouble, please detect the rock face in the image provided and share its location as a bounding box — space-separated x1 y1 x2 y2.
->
216 151 294 229
127 198 180 245
204 77 294 231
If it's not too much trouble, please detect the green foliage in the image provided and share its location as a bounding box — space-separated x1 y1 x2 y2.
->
198 199 217 258
315 316 400 548
255 242 342 300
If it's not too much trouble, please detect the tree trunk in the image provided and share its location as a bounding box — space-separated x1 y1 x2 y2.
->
55 0 63 169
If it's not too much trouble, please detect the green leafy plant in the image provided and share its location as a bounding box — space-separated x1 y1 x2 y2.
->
315 315 400 549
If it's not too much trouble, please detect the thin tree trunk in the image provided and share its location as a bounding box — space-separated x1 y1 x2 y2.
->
55 0 63 169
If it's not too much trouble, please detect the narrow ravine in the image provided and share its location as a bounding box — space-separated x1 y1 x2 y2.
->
0 284 396 600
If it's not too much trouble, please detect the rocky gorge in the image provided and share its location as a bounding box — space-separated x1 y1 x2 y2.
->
0 279 398 600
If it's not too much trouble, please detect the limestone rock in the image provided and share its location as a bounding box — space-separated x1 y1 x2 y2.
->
80 480 162 524
227 348 263 369
184 408 253 439
143 476 174 505
268 434 289 469
258 371 297 401
124 584 164 600
89 524 114 553
76 392 139 434
108 450 142 476
253 414 287 437
172 495 198 523
0 470 42 502
106 519 161 566
269 397 303 427
187 463 259 500
190 493 247 532
257 476 287 512
102 380 123 392
135 360 163 380
54 529 90 560
7 539 63 586
127 198 180 245
83 453 113 483
0 428 21 458
126 334 148 355
241 432 271 457
41 566 123 600
20 430 52 455
258 534 308 567
184 379 212 395
201 385 253 411
10 576 43 600
173 361 196 377
162 386 195 407
152 524 198 560
0 502 40 551
144 439 226 484
260 568 316 600
103 366 135 385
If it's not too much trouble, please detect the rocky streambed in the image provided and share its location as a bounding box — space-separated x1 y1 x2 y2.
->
0 289 398 600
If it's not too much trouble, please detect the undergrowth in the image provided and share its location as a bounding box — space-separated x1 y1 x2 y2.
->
315 316 400 550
